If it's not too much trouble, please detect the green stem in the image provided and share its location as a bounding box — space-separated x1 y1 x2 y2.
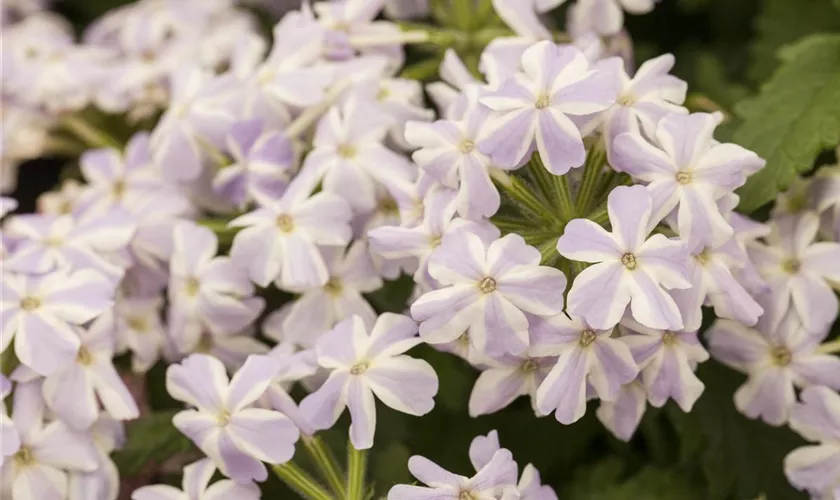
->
589 204 610 226
818 339 840 354
60 114 122 150
576 143 606 215
346 443 368 500
302 436 346 498
490 169 559 224
271 463 333 500
43 135 85 157
555 174 576 222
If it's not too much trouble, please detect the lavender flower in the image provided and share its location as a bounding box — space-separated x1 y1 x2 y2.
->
748 211 840 332
1 269 114 375
113 295 168 373
213 119 293 209
468 430 558 500
167 221 264 354
4 209 136 280
299 95 414 211
299 314 438 449
557 185 691 331
184 325 270 372
566 0 656 36
621 318 709 412
478 41 617 175
42 312 139 430
405 104 501 219
813 164 840 241
387 448 518 500
1 380 100 500
132 458 260 500
783 386 840 497
229 173 353 289
260 343 319 436
167 354 299 482
0 376 20 466
68 416 124 500
468 339 556 417
670 237 763 332
611 113 765 247
412 232 567 356
532 314 638 424
276 242 382 346
707 302 840 426
597 54 687 158
595 380 648 441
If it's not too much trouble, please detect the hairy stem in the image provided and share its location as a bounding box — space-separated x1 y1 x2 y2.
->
576 142 607 215
60 114 122 150
302 435 346 498
272 463 334 500
817 339 840 354
346 443 368 500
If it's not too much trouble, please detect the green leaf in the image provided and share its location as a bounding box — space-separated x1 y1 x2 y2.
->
668 361 807 499
748 0 840 83
734 34 840 212
563 458 703 500
112 411 196 475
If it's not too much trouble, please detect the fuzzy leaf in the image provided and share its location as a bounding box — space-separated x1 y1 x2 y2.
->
734 34 840 212
668 362 806 499
112 411 196 475
563 458 702 500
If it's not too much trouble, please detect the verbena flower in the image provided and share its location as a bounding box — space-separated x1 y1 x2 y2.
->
405 104 501 219
299 94 414 211
478 41 616 175
532 314 638 424
132 458 260 500
113 295 168 373
168 221 265 353
229 173 353 289
4 209 135 280
67 416 124 500
212 118 293 209
707 300 840 426
41 311 139 430
412 232 567 356
621 318 709 412
387 448 518 500
595 380 648 441
557 185 691 330
748 211 840 332
1 380 100 500
468 430 558 500
467 337 557 417
611 112 764 247
167 354 299 482
783 386 840 497
299 314 438 449
0 375 20 467
276 242 382 346
566 0 657 36
1 269 114 375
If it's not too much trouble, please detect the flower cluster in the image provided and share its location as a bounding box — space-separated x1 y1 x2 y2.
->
0 0 838 499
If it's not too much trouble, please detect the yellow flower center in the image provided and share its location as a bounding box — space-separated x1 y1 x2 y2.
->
521 358 538 373
337 143 357 159
535 94 551 109
76 346 94 366
112 180 126 199
323 277 344 296
459 139 475 154
621 253 638 270
13 446 35 467
217 410 232 426
478 277 497 294
617 93 637 106
184 276 201 297
196 333 214 354
782 259 801 274
675 171 693 185
579 329 597 347
376 87 390 101
695 248 711 266
770 346 792 366
459 490 478 500
350 361 370 375
276 214 295 233
429 234 442 248
19 297 41 311
126 316 149 333
662 331 678 346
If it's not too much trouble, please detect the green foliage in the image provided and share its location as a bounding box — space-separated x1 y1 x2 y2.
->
748 0 840 83
112 411 196 475
563 458 702 500
668 362 807 500
734 34 840 211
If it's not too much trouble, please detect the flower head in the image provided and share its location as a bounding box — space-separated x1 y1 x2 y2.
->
132 458 260 500
167 354 299 482
557 185 691 330
412 232 567 356
784 386 840 497
478 41 617 175
299 314 438 449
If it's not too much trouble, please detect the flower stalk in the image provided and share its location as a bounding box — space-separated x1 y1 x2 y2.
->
272 463 334 500
346 443 368 500
301 435 346 498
